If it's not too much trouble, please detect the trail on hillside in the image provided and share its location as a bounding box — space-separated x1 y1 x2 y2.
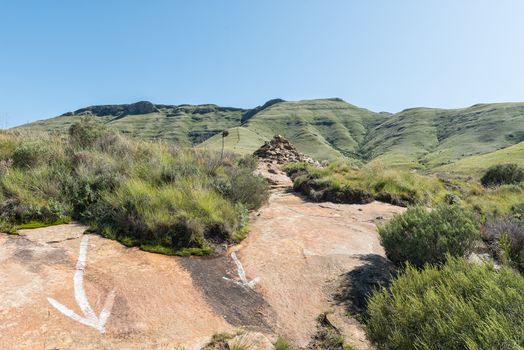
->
0 162 403 350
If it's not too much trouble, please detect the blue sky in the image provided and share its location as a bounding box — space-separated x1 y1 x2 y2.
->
1 0 524 127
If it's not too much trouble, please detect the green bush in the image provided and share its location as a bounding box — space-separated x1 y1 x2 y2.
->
379 205 480 267
481 163 524 187
12 142 49 168
227 169 269 210
0 218 17 234
68 119 108 149
367 257 524 350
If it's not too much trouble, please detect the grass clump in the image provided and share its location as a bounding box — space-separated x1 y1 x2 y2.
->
481 163 524 187
308 313 353 350
0 218 17 234
17 217 71 229
0 121 269 254
204 332 235 350
285 161 447 206
459 181 524 216
285 160 524 217
274 336 292 350
367 257 524 350
379 205 480 268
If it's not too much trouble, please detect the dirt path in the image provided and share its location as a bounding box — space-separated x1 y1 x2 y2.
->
237 163 404 347
0 163 403 349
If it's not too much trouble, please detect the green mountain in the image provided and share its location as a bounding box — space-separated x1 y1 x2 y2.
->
20 101 246 146
200 98 390 160
17 99 524 174
362 103 524 169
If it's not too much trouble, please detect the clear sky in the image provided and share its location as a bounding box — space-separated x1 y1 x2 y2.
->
1 0 524 127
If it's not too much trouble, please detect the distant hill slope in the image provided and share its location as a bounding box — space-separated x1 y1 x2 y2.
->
17 99 524 172
434 140 524 176
19 101 245 146
363 103 524 169
200 98 389 160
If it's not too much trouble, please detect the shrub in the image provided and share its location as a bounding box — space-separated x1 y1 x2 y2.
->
379 205 480 268
68 119 108 149
367 257 524 350
12 142 49 168
481 163 524 187
444 192 461 205
227 169 269 210
483 217 524 271
283 162 308 177
0 218 17 234
511 202 524 222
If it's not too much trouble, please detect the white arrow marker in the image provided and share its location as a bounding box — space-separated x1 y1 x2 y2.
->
223 252 260 289
47 235 116 333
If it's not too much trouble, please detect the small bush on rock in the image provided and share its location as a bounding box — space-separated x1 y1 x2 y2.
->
483 217 524 271
367 257 524 350
481 163 524 187
379 205 480 268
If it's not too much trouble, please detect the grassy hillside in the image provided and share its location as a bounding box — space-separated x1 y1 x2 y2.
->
19 101 245 147
434 140 524 176
197 127 267 155
242 98 390 160
202 98 390 161
363 103 524 169
17 99 524 173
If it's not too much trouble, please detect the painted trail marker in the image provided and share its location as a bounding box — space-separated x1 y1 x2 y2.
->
223 252 260 289
47 235 116 333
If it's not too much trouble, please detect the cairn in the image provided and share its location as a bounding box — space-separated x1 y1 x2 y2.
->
254 135 318 165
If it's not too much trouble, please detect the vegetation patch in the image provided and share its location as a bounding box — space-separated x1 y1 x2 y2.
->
286 160 524 217
481 163 524 187
274 336 292 350
307 313 353 350
483 216 524 272
285 161 447 207
17 218 71 230
378 205 480 268
367 257 524 350
203 332 235 350
0 121 269 255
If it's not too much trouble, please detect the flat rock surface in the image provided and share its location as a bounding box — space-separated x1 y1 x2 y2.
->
0 164 403 349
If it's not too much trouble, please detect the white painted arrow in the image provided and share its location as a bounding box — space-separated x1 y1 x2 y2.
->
47 235 116 333
223 252 260 289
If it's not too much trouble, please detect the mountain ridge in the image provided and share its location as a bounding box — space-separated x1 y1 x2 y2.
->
17 98 524 173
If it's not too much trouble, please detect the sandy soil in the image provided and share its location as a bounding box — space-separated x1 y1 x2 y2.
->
0 163 403 349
